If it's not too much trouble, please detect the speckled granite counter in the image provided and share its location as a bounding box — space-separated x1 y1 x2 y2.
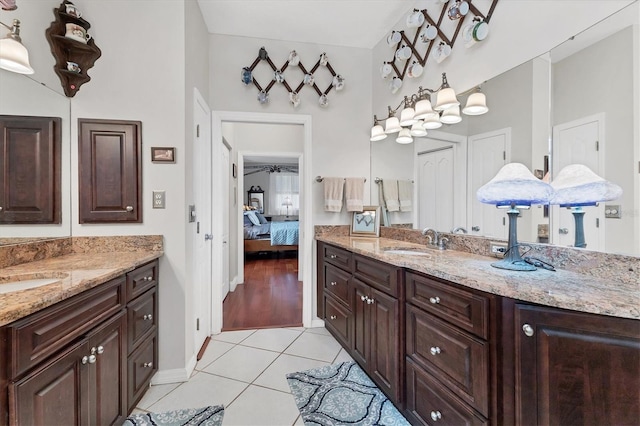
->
0 236 163 327
316 235 640 320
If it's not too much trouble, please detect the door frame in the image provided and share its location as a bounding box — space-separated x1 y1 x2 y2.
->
211 111 314 334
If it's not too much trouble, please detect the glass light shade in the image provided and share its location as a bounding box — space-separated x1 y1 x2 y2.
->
477 163 553 207
396 128 413 144
434 87 459 111
399 107 417 126
0 37 34 74
384 116 402 134
462 92 488 115
410 122 427 137
422 114 443 129
370 124 387 142
414 99 437 120
550 164 622 207
440 106 462 124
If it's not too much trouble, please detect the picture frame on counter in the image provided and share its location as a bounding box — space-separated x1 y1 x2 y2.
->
350 205 381 237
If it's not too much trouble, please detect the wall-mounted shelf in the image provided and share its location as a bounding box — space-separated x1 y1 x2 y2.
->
45 1 101 97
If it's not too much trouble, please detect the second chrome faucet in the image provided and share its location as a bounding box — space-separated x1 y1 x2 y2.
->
422 228 439 246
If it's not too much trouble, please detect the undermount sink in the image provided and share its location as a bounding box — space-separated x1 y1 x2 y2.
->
0 273 67 294
383 249 431 256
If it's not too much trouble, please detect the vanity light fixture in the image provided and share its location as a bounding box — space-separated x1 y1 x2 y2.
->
550 164 622 248
0 19 34 74
477 163 554 271
369 116 387 142
396 128 413 144
371 73 488 143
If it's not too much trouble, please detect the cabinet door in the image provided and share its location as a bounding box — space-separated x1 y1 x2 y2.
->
0 115 61 224
368 286 400 403
515 304 640 426
352 280 370 368
78 119 141 223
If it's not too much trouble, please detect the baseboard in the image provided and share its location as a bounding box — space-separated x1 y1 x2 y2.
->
150 354 197 385
230 276 240 292
309 318 325 328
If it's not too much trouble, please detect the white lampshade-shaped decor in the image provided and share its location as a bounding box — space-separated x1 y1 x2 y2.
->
370 124 387 142
462 92 489 115
414 99 436 120
422 114 443 129
0 20 34 75
550 164 622 248
434 87 459 111
396 128 413 144
477 163 553 271
384 116 402 134
399 106 417 126
440 105 462 124
410 122 427 137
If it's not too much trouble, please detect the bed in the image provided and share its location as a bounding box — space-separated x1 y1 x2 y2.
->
243 211 299 254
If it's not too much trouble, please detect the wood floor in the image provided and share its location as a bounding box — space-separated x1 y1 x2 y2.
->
222 252 302 331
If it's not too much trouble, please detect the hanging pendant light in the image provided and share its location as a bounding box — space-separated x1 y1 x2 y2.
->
462 91 489 115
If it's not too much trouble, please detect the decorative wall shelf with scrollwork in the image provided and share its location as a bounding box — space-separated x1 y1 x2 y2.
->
241 47 344 108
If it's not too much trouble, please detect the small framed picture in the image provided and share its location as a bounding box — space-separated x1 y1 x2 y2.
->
151 147 175 163
350 205 381 237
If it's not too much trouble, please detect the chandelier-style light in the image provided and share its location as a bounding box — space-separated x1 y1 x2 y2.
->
370 73 488 144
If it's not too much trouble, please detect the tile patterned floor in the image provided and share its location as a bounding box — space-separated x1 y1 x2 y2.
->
132 327 353 425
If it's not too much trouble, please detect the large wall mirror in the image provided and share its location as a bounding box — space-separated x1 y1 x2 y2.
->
372 1 639 256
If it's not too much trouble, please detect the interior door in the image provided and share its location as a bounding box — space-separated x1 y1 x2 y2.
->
221 143 230 298
193 89 212 351
417 147 454 232
552 114 603 249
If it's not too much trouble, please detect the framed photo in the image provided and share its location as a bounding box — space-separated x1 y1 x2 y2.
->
151 147 175 163
350 205 381 237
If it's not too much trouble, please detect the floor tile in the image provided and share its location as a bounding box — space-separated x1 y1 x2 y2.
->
304 326 331 336
333 347 354 364
294 415 305 425
254 353 329 393
129 408 148 415
147 371 247 413
224 385 300 426
202 345 279 383
284 330 342 362
211 329 256 344
240 327 302 352
195 340 235 371
136 382 180 410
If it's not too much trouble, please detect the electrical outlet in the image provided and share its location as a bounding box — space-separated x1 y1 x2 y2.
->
153 191 165 209
490 242 507 257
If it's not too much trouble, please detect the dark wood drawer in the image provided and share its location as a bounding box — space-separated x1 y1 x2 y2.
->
7 276 125 378
324 263 351 307
406 271 489 339
127 287 157 354
322 244 352 271
353 254 400 297
126 260 158 302
406 305 489 416
127 334 157 411
323 295 352 349
405 357 488 426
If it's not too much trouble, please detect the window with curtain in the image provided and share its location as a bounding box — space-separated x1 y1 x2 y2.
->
269 172 299 216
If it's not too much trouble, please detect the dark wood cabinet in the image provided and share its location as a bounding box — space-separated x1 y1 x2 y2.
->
78 119 142 223
0 115 61 224
513 303 640 426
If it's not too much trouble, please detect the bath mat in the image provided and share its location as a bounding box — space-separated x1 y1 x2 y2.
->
123 405 224 426
286 361 410 426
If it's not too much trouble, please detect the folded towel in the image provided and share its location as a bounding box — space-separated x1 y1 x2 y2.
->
323 177 344 212
382 179 399 212
345 177 366 212
398 180 413 212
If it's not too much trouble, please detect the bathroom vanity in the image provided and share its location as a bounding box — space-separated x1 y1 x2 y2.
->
317 236 639 425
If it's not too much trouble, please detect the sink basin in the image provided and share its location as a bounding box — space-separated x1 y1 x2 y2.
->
383 249 431 256
0 273 67 294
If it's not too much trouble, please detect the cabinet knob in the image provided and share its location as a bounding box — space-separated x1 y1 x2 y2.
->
81 355 89 365
126 206 134 212
146 276 153 281
143 362 153 368
366 297 375 305
0 206 3 211
361 295 367 302
430 410 442 421
430 346 441 356
330 315 337 320
429 296 441 304
143 314 153 321
97 345 104 355
330 281 337 286
522 323 535 337
330 254 337 259
88 354 96 364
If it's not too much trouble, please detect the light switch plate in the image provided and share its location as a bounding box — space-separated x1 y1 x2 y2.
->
153 191 165 209
604 204 621 218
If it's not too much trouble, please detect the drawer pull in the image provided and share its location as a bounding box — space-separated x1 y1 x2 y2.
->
81 356 89 365
143 362 153 368
143 314 153 321
522 323 535 337
126 206 134 212
142 276 153 281
366 297 375 305
361 295 367 302
430 346 441 356
97 345 104 355
329 254 337 259
430 410 442 421
330 281 338 286
88 354 96 364
330 315 337 320
429 296 441 304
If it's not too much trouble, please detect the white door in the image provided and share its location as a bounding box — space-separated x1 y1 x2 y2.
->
417 147 454 232
552 114 604 249
221 143 230 298
468 128 510 239
193 89 212 351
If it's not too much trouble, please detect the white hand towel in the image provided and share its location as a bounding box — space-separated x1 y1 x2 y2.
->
398 180 413 212
382 179 400 212
345 177 366 212
323 177 344 212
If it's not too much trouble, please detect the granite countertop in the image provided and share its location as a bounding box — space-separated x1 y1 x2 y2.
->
0 250 163 327
317 235 640 320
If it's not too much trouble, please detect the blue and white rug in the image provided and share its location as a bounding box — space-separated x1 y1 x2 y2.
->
123 405 224 426
286 361 410 426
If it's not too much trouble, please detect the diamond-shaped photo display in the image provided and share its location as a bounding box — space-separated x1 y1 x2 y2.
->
241 47 344 108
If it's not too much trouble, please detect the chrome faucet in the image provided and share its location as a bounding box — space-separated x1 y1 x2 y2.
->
438 237 449 250
422 228 439 246
451 226 468 234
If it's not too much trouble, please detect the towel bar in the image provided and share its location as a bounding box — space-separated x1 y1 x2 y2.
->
315 176 367 183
